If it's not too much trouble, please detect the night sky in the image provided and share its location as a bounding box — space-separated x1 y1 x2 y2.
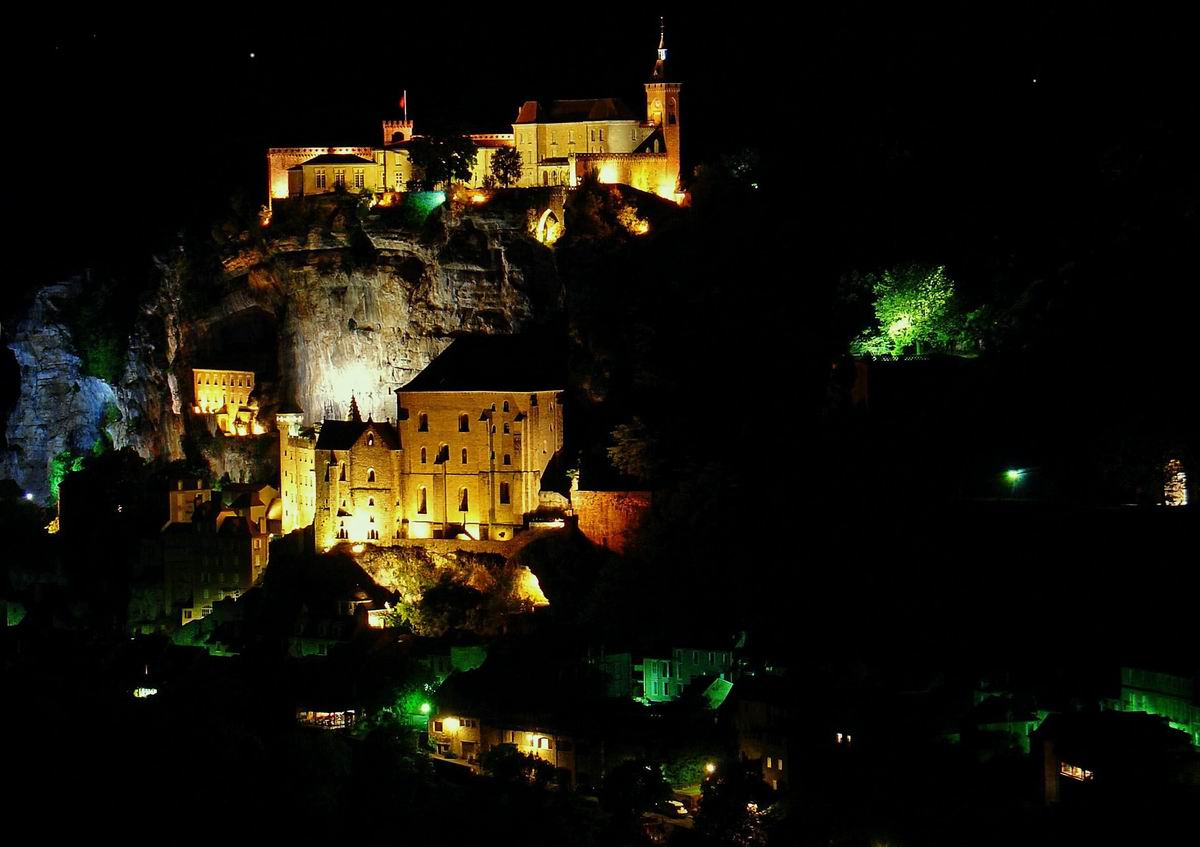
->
10 8 1195 292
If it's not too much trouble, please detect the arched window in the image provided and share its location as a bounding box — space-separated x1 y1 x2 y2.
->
499 482 510 505
368 497 375 507
502 400 509 412
418 413 429 432
367 433 374 447
368 468 376 482
458 414 469 433
417 487 427 514
461 448 468 464
420 447 427 464
458 488 469 512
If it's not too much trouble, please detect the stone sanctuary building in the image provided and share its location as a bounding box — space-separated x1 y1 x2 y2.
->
279 336 565 549
267 22 682 202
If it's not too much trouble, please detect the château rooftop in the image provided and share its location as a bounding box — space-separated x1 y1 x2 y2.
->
399 335 566 393
514 97 638 124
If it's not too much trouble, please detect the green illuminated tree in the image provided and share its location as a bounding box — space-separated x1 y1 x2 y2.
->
406 135 478 191
850 264 966 357
491 146 523 187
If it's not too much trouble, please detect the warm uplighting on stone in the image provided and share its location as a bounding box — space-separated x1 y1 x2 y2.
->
1163 458 1187 506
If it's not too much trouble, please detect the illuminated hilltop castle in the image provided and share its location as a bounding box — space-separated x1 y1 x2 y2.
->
279 337 564 549
267 22 682 202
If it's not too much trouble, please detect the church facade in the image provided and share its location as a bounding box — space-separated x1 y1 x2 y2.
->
267 24 682 202
278 337 565 550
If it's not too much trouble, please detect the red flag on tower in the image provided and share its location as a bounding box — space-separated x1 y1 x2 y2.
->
400 90 407 123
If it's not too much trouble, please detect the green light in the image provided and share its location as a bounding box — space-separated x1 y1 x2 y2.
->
1005 469 1023 482
419 702 432 715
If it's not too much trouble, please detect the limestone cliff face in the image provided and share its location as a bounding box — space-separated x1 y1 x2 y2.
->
2 279 118 501
4 198 563 495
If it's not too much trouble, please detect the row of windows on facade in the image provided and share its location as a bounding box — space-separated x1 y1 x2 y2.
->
336 449 515 486
197 375 251 388
338 482 511 518
519 127 636 145
313 168 366 189
416 399 541 433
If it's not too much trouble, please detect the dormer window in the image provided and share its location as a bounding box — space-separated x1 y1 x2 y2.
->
367 433 374 447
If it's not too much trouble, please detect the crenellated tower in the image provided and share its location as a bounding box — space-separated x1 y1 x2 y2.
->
644 18 682 193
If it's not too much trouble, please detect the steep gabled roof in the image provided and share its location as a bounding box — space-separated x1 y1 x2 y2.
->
633 126 666 154
314 420 400 450
514 98 637 125
301 153 376 166
400 335 566 393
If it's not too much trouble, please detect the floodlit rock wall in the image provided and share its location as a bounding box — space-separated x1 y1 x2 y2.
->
3 197 563 496
2 279 118 501
571 490 651 553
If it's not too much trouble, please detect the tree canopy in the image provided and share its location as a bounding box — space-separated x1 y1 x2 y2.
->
406 135 478 191
849 264 971 357
490 146 523 187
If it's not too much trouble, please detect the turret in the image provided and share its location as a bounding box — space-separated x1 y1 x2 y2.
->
644 18 682 195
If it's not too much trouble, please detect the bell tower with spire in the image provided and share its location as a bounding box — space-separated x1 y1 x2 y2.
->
644 17 682 194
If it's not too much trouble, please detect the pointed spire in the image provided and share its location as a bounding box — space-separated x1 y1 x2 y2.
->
348 395 362 422
651 17 668 81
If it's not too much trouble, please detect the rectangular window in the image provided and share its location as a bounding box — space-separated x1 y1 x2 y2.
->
315 169 326 188
499 482 510 505
334 169 346 187
434 721 443 732
418 488 427 514
353 168 365 188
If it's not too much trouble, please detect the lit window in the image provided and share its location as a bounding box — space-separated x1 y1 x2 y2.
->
367 433 374 446
334 169 346 187
1060 763 1094 782
767 756 773 769
353 168 365 188
778 757 783 771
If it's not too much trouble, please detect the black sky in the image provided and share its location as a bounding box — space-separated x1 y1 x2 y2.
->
7 7 1196 300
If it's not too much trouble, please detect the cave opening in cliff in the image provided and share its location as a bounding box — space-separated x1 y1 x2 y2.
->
189 308 280 402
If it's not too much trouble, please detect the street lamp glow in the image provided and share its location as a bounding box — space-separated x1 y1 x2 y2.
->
419 702 432 715
705 762 717 776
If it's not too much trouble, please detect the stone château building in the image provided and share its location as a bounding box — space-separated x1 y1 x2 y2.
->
267 22 682 202
279 336 564 550
192 368 264 436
